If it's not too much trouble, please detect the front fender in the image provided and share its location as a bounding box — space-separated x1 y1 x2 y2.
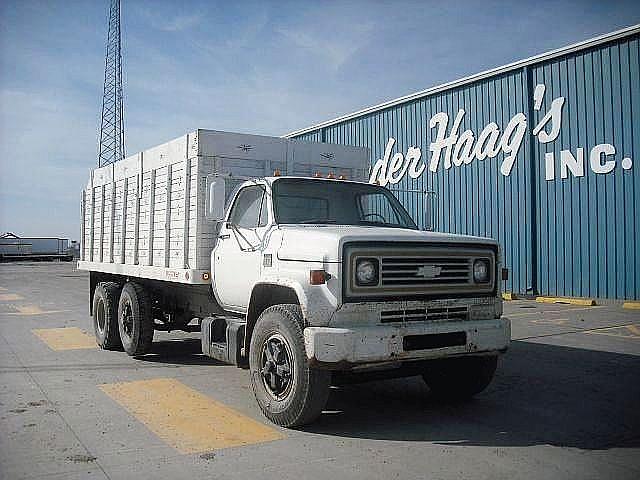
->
253 277 308 314
260 267 339 326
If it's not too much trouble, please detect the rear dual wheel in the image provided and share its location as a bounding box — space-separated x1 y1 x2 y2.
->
117 282 154 356
92 282 122 350
92 281 154 355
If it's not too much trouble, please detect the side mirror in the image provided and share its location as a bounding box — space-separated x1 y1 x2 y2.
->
206 176 226 221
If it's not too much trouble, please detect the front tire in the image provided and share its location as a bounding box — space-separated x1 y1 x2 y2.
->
92 282 122 350
117 282 154 356
422 355 498 400
249 304 330 427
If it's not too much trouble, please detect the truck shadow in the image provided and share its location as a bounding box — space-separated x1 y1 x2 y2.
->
137 338 225 366
307 340 640 450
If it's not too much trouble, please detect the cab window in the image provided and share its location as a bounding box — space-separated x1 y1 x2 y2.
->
229 185 268 228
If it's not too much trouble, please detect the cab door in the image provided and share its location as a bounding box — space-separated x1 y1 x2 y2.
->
212 184 269 311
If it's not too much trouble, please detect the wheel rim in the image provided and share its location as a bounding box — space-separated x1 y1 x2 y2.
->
121 300 134 339
96 299 106 334
260 333 294 401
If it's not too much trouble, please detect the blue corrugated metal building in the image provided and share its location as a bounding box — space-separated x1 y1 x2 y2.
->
286 25 640 300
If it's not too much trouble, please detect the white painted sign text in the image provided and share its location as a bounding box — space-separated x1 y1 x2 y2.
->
369 84 633 185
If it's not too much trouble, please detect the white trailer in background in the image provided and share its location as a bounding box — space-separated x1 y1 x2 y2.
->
0 233 72 262
78 129 509 427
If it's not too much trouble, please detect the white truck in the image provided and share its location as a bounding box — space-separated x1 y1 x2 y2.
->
78 129 510 427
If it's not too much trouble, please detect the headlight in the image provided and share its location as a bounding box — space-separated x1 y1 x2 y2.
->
355 258 379 286
473 259 490 283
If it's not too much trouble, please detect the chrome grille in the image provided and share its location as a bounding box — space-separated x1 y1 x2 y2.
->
381 257 470 287
344 243 496 301
380 306 469 323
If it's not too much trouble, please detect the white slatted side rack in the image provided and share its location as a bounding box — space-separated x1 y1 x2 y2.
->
78 129 369 284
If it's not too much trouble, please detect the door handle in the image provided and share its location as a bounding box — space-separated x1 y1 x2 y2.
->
219 234 230 240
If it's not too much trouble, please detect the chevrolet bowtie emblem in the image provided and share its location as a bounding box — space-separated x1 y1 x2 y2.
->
416 265 442 278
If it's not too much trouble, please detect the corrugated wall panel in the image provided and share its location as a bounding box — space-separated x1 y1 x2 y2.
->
531 36 639 299
291 31 639 300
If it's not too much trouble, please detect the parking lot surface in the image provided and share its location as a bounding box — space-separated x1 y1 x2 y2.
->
1 262 639 480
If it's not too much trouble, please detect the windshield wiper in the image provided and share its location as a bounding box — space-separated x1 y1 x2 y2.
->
356 220 388 226
299 219 338 224
356 221 410 229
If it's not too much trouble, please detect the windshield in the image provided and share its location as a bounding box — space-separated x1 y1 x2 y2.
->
272 178 418 230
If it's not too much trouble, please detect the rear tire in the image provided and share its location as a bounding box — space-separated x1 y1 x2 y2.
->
92 282 122 350
422 355 498 400
118 282 154 356
249 304 330 427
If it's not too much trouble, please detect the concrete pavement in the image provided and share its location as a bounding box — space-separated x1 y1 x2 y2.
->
1 262 639 479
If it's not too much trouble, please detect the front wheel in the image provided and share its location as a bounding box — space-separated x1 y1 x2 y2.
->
422 355 498 400
249 304 330 427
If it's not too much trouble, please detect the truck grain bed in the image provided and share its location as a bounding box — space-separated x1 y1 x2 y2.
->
78 129 368 284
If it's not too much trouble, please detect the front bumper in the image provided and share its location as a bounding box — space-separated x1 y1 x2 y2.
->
303 317 510 369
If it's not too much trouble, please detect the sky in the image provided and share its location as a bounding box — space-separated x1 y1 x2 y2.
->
1 0 639 240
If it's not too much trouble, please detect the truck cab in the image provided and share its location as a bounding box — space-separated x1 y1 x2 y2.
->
206 175 510 426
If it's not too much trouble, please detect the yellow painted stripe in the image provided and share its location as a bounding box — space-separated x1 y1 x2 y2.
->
623 302 640 310
583 324 640 339
0 293 24 301
6 305 66 316
535 296 595 306
508 305 606 317
531 317 568 325
502 292 517 301
99 378 284 454
32 327 96 350
585 330 640 339
584 323 637 332
626 325 640 336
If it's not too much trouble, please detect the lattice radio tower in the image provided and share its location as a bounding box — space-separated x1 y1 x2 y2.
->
98 0 125 167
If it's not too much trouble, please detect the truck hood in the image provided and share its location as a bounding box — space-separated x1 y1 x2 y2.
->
276 225 497 262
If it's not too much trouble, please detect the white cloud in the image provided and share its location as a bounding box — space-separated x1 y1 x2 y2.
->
276 19 374 71
156 13 202 32
133 4 202 34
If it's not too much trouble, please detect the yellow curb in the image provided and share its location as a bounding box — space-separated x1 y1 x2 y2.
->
502 292 517 301
623 302 640 310
535 296 596 306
